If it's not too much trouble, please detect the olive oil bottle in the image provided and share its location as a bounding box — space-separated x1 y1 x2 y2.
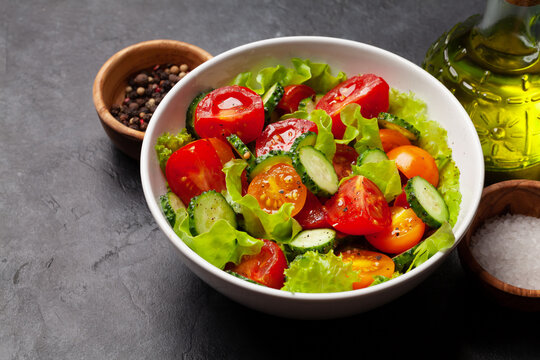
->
423 0 540 183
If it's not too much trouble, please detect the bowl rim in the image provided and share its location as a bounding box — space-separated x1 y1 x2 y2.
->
92 39 213 142
140 35 485 301
459 179 540 298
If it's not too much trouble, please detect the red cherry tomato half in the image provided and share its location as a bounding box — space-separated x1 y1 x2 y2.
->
165 138 228 205
255 118 318 157
387 145 439 187
228 239 287 289
293 191 329 229
332 143 358 181
379 128 411 153
277 84 316 113
365 206 425 254
194 85 265 144
207 137 235 165
325 175 391 235
315 74 389 139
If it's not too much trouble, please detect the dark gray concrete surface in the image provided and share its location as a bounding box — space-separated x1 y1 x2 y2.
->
1 1 539 359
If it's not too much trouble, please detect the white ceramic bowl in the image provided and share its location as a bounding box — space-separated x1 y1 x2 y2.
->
140 36 484 319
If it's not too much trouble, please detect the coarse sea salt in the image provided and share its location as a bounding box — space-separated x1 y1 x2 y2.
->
470 213 540 290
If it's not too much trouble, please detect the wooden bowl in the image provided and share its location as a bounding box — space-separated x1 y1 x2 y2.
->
93 39 212 160
458 179 540 311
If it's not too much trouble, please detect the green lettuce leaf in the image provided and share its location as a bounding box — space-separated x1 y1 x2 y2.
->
351 160 402 202
407 222 455 271
282 251 360 293
230 58 346 95
173 211 263 270
280 109 336 161
337 103 383 154
222 159 302 243
155 130 193 173
369 272 401 287
388 89 461 226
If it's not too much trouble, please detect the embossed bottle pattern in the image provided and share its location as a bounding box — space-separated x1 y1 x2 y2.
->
423 0 540 181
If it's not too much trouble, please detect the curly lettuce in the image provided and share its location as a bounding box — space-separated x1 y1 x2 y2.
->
282 251 359 293
230 58 347 95
172 210 262 270
155 129 193 172
351 160 402 202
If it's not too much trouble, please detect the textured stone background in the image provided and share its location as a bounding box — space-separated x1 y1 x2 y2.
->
1 1 539 359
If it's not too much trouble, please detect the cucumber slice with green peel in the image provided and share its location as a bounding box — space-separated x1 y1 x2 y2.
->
227 134 255 167
377 112 420 141
297 94 323 113
357 148 389 165
297 97 316 113
262 82 284 123
392 242 421 273
160 191 186 226
290 131 317 152
186 90 212 138
188 190 237 235
293 146 339 197
247 150 293 180
404 176 449 228
287 228 336 256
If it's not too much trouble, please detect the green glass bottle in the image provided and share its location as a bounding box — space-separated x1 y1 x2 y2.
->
423 0 540 183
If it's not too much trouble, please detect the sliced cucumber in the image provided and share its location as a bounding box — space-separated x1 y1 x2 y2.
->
404 176 449 228
293 146 339 197
287 228 336 256
188 190 237 235
290 131 317 152
247 150 293 180
377 112 420 141
392 242 421 273
357 148 388 165
297 94 323 113
227 134 255 168
262 82 284 123
186 90 211 138
160 191 186 226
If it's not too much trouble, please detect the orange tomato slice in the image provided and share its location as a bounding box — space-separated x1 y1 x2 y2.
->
247 163 307 216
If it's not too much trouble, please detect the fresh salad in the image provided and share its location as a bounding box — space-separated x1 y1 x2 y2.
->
155 58 461 293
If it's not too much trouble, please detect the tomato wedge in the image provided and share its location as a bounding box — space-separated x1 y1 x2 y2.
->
393 189 410 209
340 249 395 289
277 84 316 113
332 143 358 181
387 145 439 187
247 163 307 216
325 175 391 235
165 138 230 205
255 118 318 157
293 191 329 229
228 239 287 289
315 74 389 139
366 206 425 254
194 85 265 144
379 128 411 153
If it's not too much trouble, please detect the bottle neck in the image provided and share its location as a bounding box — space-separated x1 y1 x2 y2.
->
467 0 540 73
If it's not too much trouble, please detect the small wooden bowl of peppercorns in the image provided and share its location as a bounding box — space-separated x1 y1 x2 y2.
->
93 39 212 160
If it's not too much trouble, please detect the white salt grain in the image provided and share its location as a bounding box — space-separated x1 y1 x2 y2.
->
470 213 540 290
